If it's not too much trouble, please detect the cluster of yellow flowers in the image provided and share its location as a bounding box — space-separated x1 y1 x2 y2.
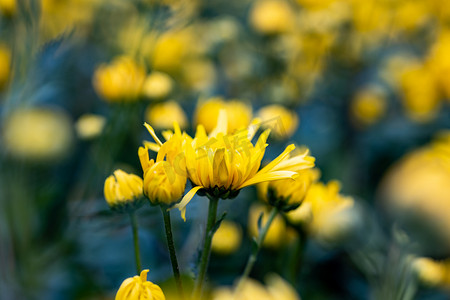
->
103 105 318 298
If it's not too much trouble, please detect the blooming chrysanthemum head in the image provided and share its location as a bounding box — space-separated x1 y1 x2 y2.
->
104 169 144 213
259 166 320 212
116 269 166 300
173 110 315 220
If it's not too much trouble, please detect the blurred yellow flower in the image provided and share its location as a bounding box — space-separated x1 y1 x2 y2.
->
248 203 287 249
173 110 315 220
0 0 15 16
214 279 271 300
181 58 217 92
75 114 106 140
116 269 165 300
151 28 194 73
265 273 300 300
213 274 299 300
93 56 146 103
145 101 188 130
142 72 173 100
211 220 242 255
399 63 440 122
413 257 449 287
139 123 188 206
351 0 391 34
392 0 430 33
256 105 299 139
427 30 450 99
351 86 387 126
249 0 295 35
0 44 11 90
194 97 252 134
2 108 73 161
258 168 320 211
286 181 355 244
40 0 99 40
295 0 336 10
104 169 144 211
380 132 450 248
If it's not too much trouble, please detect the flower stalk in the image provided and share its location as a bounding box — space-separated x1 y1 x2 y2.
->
238 206 279 290
160 206 185 300
129 212 142 274
193 195 219 299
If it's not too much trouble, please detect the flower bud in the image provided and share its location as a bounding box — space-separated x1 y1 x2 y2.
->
116 269 165 300
139 146 186 206
104 169 144 212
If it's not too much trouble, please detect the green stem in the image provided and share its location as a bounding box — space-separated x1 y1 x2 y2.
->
193 196 219 300
130 212 141 274
238 206 278 291
287 227 307 284
161 206 185 300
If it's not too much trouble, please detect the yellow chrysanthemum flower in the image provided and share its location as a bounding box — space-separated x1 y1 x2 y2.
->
380 131 450 247
286 181 355 243
258 168 320 211
145 101 188 130
0 0 15 16
399 63 440 122
194 97 252 134
142 72 173 100
75 114 106 140
93 56 146 103
104 169 144 212
256 105 299 140
181 58 217 92
138 149 187 206
116 269 165 300
351 86 387 126
211 220 242 255
249 0 295 35
2 108 73 161
139 122 189 206
150 28 194 74
172 111 315 220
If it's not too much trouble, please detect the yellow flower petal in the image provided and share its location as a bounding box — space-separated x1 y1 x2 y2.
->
173 186 203 221
144 122 163 146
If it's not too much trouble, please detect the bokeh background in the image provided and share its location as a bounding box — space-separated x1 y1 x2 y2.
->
1 0 450 299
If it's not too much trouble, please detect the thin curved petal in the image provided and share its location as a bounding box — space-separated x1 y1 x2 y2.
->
172 186 203 221
238 170 297 189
